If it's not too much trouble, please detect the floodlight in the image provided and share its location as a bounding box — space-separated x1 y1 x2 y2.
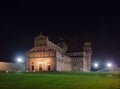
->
107 62 112 68
94 63 98 68
17 57 23 63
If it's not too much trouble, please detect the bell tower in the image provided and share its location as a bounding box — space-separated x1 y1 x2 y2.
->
83 42 92 71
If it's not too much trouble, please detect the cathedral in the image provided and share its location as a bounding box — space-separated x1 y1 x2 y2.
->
26 33 92 72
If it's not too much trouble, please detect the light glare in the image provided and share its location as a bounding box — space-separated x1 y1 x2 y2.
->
17 58 22 63
107 62 112 68
94 63 98 68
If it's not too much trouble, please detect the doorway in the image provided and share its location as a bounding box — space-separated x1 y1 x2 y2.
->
39 62 43 71
48 65 51 71
32 65 34 71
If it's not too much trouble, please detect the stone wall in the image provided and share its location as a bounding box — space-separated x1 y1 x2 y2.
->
0 62 25 72
56 52 72 71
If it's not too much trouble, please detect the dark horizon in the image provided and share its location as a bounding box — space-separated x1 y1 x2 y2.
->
0 1 120 67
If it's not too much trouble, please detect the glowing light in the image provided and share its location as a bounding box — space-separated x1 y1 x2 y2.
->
107 62 112 68
38 62 43 64
48 63 50 65
94 63 98 68
17 58 23 63
6 71 9 73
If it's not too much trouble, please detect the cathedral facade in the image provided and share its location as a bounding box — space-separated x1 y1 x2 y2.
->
26 33 92 72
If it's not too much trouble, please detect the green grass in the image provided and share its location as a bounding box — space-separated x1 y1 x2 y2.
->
0 72 120 89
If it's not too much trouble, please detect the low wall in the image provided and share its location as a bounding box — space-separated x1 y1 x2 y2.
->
0 62 25 72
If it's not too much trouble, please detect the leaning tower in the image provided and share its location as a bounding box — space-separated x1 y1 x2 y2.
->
83 42 92 71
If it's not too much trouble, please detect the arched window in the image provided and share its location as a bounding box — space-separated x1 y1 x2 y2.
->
32 62 34 64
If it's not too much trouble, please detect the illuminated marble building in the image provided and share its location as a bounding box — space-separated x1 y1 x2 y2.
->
26 33 92 72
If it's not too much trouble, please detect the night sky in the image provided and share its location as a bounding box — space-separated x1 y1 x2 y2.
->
0 1 120 67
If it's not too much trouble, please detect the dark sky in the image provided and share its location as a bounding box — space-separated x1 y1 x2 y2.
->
0 1 120 66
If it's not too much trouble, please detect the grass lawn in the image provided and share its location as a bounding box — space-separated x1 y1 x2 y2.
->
0 72 119 89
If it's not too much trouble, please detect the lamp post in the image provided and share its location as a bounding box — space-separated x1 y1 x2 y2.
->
16 57 23 72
